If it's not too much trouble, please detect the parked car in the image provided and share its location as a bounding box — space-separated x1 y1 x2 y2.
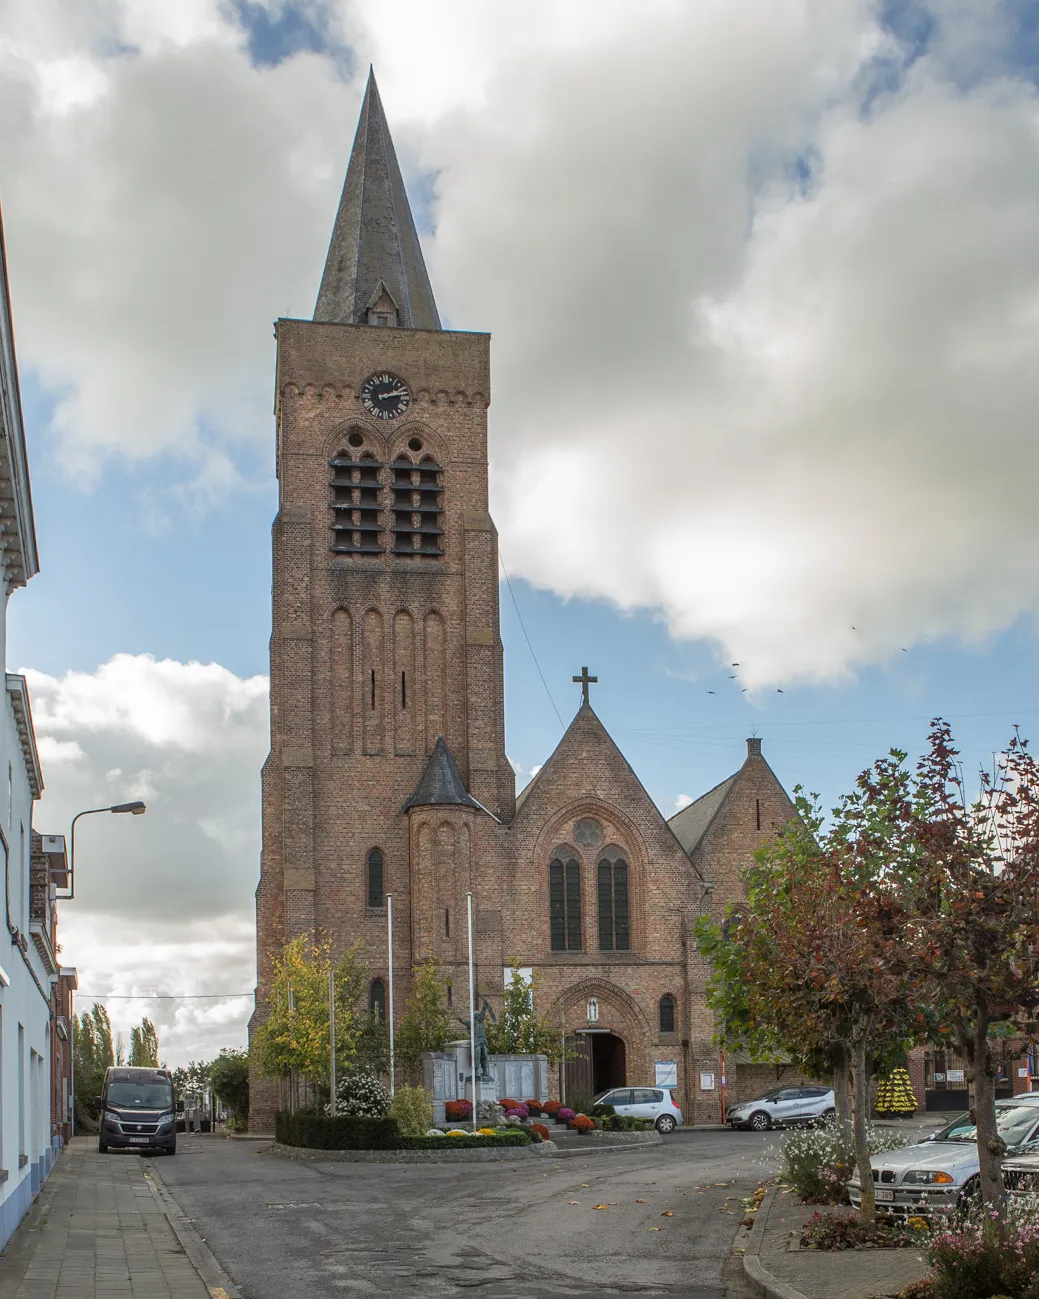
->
849 1096 1039 1215
1003 1147 1039 1204
727 1086 835 1131
593 1086 684 1133
96 1066 178 1156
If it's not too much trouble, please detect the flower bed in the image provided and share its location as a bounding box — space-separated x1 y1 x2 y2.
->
276 1111 533 1152
531 1122 550 1141
572 1114 596 1133
543 1100 562 1117
525 1100 543 1116
781 1124 910 1204
903 1202 1039 1299
445 1099 473 1121
556 1107 576 1124
801 1210 927 1251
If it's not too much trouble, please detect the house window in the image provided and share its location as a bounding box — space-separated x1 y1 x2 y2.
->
366 849 384 908
329 446 383 555
369 978 386 1022
549 849 582 951
659 994 676 1034
597 847 630 951
391 455 443 558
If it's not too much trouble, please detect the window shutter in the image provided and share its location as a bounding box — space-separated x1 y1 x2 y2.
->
597 860 614 951
565 858 582 951
613 860 630 950
549 860 566 951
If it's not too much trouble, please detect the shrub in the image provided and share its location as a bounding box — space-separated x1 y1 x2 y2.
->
925 1202 1039 1299
387 1085 433 1137
445 1099 473 1121
569 1091 596 1117
800 1211 926 1250
328 1070 390 1119
781 1124 910 1204
592 1102 616 1119
572 1114 596 1133
556 1107 575 1123
401 1128 531 1151
275 1111 398 1150
531 1122 550 1141
543 1099 562 1116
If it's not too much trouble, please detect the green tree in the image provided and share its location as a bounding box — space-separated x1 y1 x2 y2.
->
209 1049 250 1125
395 961 452 1080
253 936 366 1086
487 964 566 1063
73 1003 115 1127
128 1017 159 1066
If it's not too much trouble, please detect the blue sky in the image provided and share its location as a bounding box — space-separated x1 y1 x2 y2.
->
4 0 1039 1061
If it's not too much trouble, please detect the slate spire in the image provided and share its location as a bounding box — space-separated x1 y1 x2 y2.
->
314 67 441 330
403 737 483 812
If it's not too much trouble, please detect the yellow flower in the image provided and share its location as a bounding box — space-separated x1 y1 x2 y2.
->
907 1216 928 1231
445 1129 468 1137
477 1128 497 1136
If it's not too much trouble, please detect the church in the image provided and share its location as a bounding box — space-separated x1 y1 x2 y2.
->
248 72 801 1130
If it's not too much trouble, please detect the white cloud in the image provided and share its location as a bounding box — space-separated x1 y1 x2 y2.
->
25 654 268 1064
673 794 693 815
2 1 1039 681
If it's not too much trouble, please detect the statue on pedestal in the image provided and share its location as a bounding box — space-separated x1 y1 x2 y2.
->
457 997 496 1081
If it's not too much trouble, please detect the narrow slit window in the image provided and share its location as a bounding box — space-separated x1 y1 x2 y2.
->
401 671 407 709
444 908 450 938
659 994 676 1035
370 669 376 708
755 798 761 831
366 849 384 908
369 979 386 1021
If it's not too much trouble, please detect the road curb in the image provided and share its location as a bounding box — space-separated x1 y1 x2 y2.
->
740 1186 811 1299
144 1157 243 1298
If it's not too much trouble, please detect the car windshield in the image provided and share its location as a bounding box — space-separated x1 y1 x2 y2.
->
107 1080 173 1109
934 1105 1039 1146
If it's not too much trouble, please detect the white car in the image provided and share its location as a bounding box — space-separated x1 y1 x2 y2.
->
594 1086 684 1133
727 1085 836 1131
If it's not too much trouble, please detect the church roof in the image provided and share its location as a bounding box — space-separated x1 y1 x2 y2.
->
666 774 737 854
314 68 441 331
403 737 484 812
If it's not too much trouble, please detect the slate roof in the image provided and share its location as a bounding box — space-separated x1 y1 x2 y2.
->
0 198 38 590
403 737 483 812
314 67 441 330
667 774 737 854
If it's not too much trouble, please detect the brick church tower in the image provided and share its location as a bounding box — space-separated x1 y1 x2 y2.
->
250 71 514 1126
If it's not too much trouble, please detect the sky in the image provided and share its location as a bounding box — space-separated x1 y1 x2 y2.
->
1 0 1038 1065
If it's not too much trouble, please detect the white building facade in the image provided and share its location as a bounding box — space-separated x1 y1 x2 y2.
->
0 197 50 1250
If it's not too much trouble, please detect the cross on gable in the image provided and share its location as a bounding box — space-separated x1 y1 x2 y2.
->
573 666 598 707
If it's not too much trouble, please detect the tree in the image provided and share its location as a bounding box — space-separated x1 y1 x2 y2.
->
395 961 452 1080
696 783 925 1225
73 1003 116 1126
128 1017 159 1066
252 937 366 1086
209 1049 250 1125
887 722 1039 1223
487 964 566 1063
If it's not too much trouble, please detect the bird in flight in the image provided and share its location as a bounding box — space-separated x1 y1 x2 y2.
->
902 647 908 653
776 689 784 694
728 674 737 679
707 690 715 695
731 662 740 667
741 688 748 693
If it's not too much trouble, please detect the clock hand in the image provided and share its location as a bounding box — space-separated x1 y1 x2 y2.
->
380 389 408 399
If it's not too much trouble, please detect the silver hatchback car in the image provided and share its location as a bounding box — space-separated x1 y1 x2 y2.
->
727 1085 836 1131
593 1086 684 1133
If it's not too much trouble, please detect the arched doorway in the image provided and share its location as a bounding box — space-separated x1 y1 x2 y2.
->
564 1031 627 1099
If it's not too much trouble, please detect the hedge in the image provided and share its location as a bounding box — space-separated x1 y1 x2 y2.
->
274 1112 534 1152
275 1112 399 1150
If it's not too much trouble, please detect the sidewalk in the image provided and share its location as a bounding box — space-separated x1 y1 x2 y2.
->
0 1139 229 1299
742 1187 929 1299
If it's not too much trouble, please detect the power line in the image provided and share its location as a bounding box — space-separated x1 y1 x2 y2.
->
499 555 564 729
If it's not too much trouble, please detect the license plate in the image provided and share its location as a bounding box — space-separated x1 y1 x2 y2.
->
128 1137 149 1144
875 1188 894 1202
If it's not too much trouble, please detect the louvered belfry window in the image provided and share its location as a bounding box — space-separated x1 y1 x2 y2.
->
597 848 630 951
330 448 383 555
549 850 582 951
391 455 443 557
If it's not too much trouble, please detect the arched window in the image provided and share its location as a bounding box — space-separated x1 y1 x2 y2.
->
366 849 384 908
549 847 582 951
597 847 630 951
329 442 384 556
391 453 443 558
659 994 676 1035
369 978 386 1022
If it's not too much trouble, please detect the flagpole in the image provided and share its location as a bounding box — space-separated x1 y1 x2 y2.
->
329 968 337 1116
386 894 395 1096
467 891 477 1132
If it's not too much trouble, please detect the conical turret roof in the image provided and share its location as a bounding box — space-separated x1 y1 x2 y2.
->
403 737 483 811
314 68 441 330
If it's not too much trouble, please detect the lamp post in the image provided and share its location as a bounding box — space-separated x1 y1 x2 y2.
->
67 799 147 1136
386 894 395 1097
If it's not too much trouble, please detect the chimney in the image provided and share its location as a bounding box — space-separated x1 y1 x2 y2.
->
746 738 762 757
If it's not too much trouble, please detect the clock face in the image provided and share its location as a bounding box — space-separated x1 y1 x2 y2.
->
359 372 410 421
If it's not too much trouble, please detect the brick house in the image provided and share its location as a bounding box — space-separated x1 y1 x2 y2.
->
249 71 804 1129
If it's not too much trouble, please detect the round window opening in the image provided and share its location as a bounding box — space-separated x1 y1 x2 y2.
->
347 430 364 448
574 818 603 847
408 437 424 452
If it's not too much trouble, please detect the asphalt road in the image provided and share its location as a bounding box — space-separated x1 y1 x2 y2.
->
151 1129 783 1299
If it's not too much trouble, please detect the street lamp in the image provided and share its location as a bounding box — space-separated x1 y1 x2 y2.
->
63 801 147 902
65 799 146 1140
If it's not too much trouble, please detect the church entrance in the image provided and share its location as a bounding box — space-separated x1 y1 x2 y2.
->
563 1030 627 1101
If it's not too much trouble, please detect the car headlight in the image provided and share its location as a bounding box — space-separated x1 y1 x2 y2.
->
159 1113 174 1126
901 1170 955 1185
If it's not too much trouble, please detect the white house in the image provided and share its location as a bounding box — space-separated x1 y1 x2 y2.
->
0 195 50 1251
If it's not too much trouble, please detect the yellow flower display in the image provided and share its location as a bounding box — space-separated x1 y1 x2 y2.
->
477 1127 497 1136
445 1129 468 1137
